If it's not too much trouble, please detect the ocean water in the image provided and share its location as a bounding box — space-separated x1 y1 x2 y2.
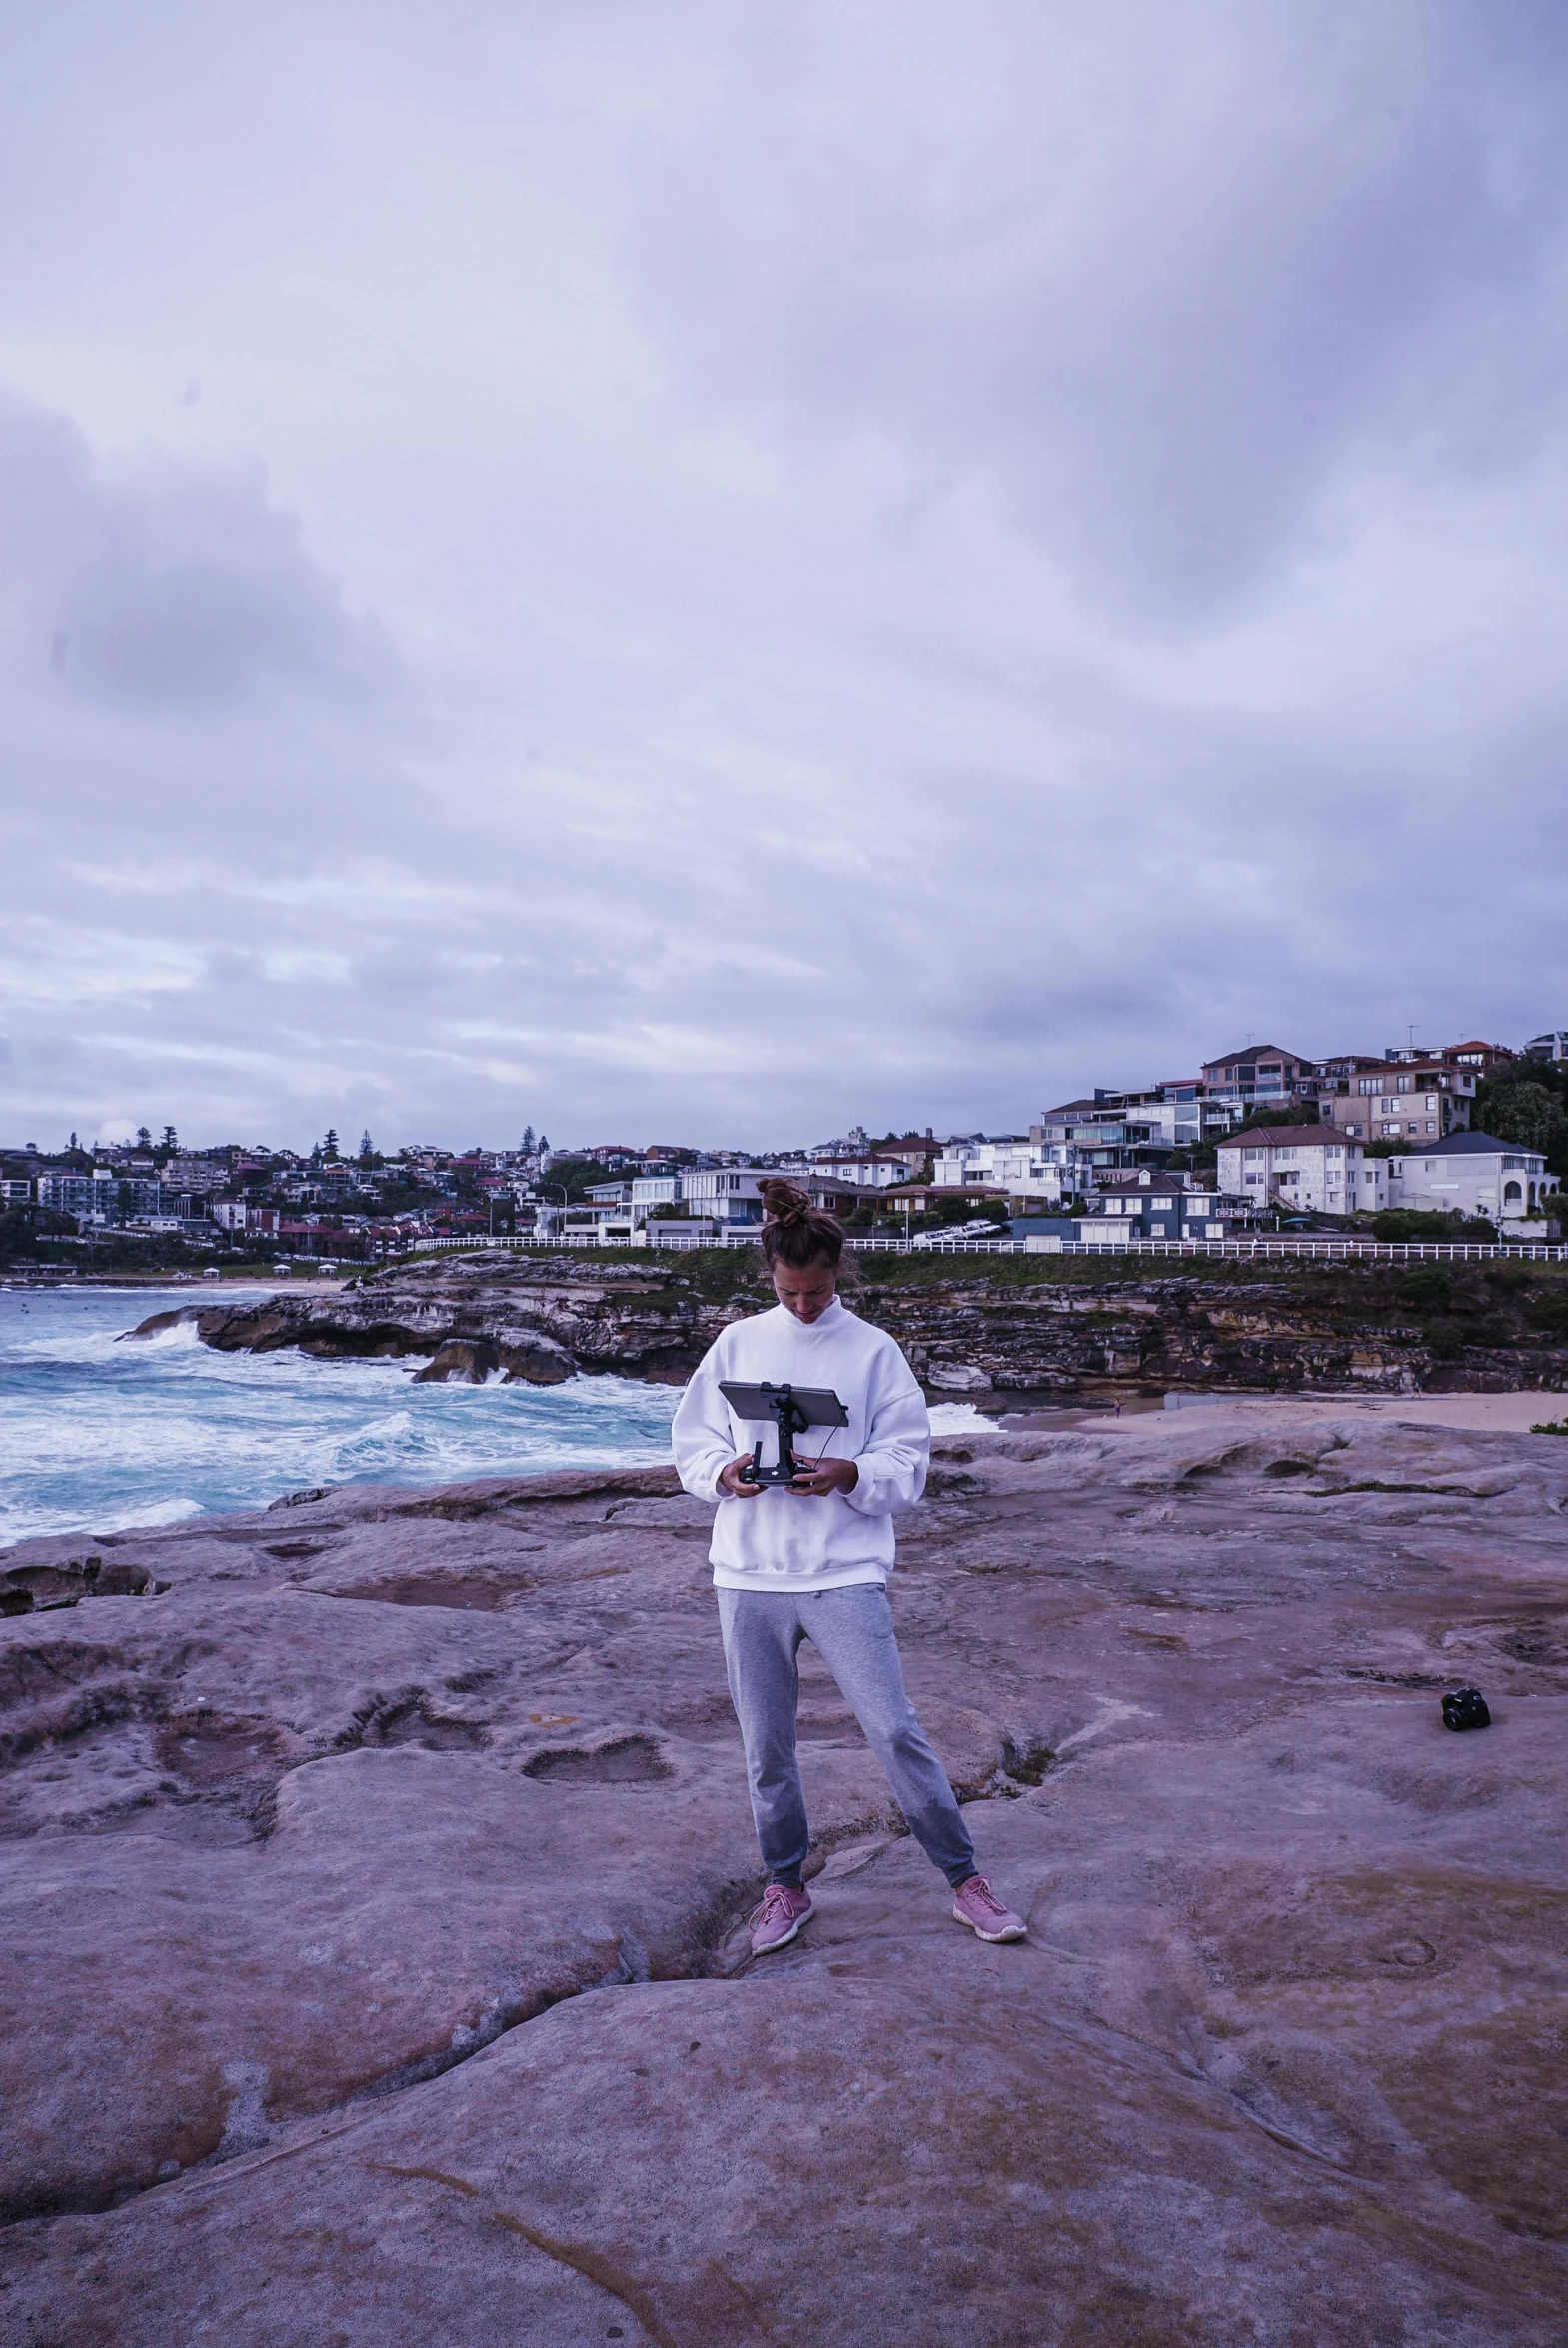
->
0 1285 990 1548
0 1285 685 1547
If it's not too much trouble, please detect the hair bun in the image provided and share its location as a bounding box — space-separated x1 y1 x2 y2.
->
760 1178 813 1226
758 1177 846 1272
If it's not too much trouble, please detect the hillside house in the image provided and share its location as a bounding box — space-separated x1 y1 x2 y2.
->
1083 1172 1235 1240
1388 1132 1558 1224
1312 1057 1475 1142
1215 1129 1386 1215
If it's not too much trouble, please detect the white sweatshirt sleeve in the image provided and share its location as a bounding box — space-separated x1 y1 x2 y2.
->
843 1352 929 1517
672 1340 740 1503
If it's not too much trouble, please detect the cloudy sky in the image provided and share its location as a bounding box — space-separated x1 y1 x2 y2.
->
3 2 1567 1154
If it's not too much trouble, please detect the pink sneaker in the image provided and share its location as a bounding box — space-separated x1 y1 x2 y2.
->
748 1882 812 1956
951 1874 1026 1943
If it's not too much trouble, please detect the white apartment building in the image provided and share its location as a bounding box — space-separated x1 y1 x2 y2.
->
36 1171 134 1220
778 1152 913 1190
1388 1132 1558 1223
932 1137 1075 1203
1216 1129 1386 1214
680 1166 772 1224
629 1174 682 1224
165 1156 228 1194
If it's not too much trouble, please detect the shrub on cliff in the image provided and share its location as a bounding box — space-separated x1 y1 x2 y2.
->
1371 1209 1497 1243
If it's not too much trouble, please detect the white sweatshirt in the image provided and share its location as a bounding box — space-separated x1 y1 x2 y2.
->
671 1296 929 1590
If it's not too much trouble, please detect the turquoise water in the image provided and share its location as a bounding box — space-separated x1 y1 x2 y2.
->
0 1285 684 1547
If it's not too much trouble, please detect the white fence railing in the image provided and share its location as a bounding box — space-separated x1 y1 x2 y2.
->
404 1231 1568 1266
410 1229 758 1254
910 1237 1567 1262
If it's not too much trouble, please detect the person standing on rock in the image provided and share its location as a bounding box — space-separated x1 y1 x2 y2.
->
672 1180 1027 1957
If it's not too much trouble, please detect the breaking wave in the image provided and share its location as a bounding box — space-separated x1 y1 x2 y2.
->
0 1285 680 1546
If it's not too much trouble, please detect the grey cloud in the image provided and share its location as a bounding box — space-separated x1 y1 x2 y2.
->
0 395 391 708
1 6 1567 1151
619 4 1568 617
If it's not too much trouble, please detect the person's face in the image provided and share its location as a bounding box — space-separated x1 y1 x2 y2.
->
771 1260 838 1323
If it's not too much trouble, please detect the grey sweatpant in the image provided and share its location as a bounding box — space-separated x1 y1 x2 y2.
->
717 1582 977 1889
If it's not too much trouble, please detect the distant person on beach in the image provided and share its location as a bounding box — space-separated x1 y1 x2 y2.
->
672 1180 1027 1956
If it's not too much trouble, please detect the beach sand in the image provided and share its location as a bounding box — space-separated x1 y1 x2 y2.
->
1003 1388 1568 1435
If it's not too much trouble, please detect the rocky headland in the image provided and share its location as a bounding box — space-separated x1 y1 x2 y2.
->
130 1245 1568 1399
1 1402 1565 2342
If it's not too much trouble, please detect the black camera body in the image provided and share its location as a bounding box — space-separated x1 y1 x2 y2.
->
1441 1686 1490 1732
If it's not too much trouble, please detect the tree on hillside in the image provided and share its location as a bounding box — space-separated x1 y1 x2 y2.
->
521 1124 536 1155
1474 1068 1568 1175
161 1126 178 1152
1236 1102 1322 1130
531 1156 599 1202
322 1129 341 1161
359 1130 374 1162
136 1127 152 1151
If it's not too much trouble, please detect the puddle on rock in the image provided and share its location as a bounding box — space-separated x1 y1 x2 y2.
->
365 1702 490 1751
522 1735 672 1785
316 1576 533 1612
153 1713 288 1787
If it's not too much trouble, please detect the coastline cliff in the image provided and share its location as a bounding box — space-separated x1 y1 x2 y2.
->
127 1245 1568 1397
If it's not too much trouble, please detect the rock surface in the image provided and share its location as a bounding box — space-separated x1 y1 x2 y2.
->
127 1246 1568 1396
1 1407 1566 2342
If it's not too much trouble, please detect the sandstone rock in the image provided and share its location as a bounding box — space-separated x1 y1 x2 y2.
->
412 1338 497 1383
926 1360 993 1391
496 1331 575 1384
2 1411 1565 2340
